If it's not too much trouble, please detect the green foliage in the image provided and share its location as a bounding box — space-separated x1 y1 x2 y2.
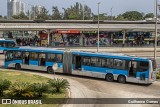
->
62 2 92 20
0 79 11 97
156 72 160 79
144 13 154 19
36 8 49 20
52 6 62 20
48 78 69 93
120 11 143 21
31 83 49 97
9 81 33 98
12 12 28 20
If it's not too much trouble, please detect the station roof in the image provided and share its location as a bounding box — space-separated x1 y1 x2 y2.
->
0 20 160 31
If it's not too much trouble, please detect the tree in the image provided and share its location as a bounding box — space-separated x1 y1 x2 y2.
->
93 13 109 20
12 11 28 20
144 13 154 19
36 8 49 20
121 11 143 21
116 14 127 21
62 2 92 20
52 6 62 20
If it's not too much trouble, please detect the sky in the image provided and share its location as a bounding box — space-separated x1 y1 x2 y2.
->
0 0 155 16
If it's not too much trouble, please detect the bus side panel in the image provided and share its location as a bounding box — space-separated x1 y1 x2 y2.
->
82 65 128 77
29 60 38 66
4 60 22 68
136 71 149 79
46 62 63 68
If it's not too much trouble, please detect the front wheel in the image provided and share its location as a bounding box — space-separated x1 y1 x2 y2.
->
117 75 126 83
15 63 21 70
105 74 114 82
47 67 53 74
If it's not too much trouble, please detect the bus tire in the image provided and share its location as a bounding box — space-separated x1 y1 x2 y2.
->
47 67 53 74
105 74 114 82
15 63 21 70
117 75 126 83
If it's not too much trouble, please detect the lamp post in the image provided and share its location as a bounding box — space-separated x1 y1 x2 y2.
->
154 0 158 61
83 1 84 20
97 2 100 52
110 7 113 20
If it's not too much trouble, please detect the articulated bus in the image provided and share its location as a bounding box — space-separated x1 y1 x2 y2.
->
4 46 156 84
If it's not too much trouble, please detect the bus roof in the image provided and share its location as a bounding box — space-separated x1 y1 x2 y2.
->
72 51 149 62
0 39 15 42
6 46 64 54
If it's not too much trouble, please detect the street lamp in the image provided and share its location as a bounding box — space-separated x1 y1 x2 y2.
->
83 1 84 20
154 0 158 60
110 7 113 20
97 2 100 52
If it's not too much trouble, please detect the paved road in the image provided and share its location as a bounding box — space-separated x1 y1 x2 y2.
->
0 54 160 107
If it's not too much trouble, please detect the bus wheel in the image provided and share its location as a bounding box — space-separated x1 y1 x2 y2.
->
105 74 114 82
117 75 126 83
47 67 53 74
15 63 21 70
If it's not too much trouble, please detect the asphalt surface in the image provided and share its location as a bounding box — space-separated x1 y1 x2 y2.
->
0 51 160 107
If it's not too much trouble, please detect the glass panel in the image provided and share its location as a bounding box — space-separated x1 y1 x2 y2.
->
14 51 22 59
30 52 38 60
83 57 90 66
113 59 125 69
101 58 113 68
0 42 4 47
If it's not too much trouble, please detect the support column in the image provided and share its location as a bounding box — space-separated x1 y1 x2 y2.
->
122 30 126 47
111 33 113 46
47 29 51 46
80 33 84 46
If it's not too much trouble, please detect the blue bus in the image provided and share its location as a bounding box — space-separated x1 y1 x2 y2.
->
4 46 63 73
0 38 17 53
4 47 156 84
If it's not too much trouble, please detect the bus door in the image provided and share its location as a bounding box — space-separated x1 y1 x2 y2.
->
22 52 29 65
74 55 82 70
63 50 72 74
39 53 46 66
128 61 137 77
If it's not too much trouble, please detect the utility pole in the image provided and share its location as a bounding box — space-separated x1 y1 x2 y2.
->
97 2 100 52
154 0 158 60
83 1 84 20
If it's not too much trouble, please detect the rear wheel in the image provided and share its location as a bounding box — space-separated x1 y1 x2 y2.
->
15 63 21 70
117 75 126 83
105 74 114 82
47 67 53 74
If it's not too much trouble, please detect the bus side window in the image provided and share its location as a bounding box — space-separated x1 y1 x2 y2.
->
5 51 14 61
138 62 149 72
0 42 4 47
90 57 97 66
113 59 125 70
30 52 38 60
102 58 113 68
56 54 62 63
14 51 22 59
83 57 90 66
47 53 56 62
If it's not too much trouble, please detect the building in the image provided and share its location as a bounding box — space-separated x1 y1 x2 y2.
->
7 0 24 19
